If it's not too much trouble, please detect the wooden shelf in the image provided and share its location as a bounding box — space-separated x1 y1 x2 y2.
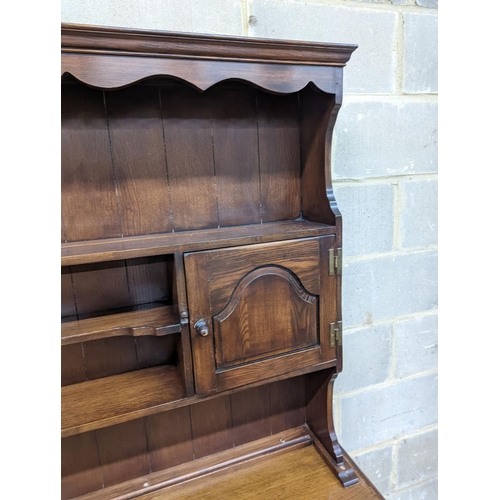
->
61 305 180 346
70 426 382 500
61 365 186 438
61 220 336 266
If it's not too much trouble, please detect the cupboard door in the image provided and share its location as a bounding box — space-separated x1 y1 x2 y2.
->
184 236 338 394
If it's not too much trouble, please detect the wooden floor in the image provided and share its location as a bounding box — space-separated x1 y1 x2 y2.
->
136 444 382 500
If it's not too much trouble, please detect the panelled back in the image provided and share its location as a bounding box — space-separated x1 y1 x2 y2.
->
61 80 302 242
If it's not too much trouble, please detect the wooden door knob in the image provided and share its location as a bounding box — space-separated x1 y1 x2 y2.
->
195 319 209 337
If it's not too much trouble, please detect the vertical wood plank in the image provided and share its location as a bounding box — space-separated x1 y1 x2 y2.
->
105 86 172 236
190 395 234 458
135 335 177 370
96 420 150 488
83 337 138 380
257 92 301 222
70 261 130 316
61 267 77 318
125 256 171 307
269 376 306 434
210 86 261 226
61 432 102 499
319 235 337 363
61 344 86 386
174 253 195 396
61 84 122 241
231 384 271 446
161 87 218 231
183 252 217 394
145 407 194 472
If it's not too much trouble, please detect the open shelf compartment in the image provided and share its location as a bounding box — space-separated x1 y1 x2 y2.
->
63 426 381 500
62 365 186 438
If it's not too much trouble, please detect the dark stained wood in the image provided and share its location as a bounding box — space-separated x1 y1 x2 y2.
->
61 266 77 317
213 267 318 368
257 92 301 222
68 260 130 316
145 407 194 472
136 442 380 500
63 53 346 94
105 85 172 237
72 427 310 500
61 343 86 386
202 238 322 312
269 376 306 434
135 335 177 370
183 251 216 395
190 396 234 459
61 306 180 345
61 84 122 242
319 235 339 363
60 25 381 500
299 85 341 226
184 238 335 394
83 336 138 381
96 420 150 488
161 86 218 231
231 385 271 446
61 432 102 499
62 366 186 438
210 86 261 226
61 24 357 67
306 369 346 470
125 256 172 306
62 220 336 266
173 253 195 396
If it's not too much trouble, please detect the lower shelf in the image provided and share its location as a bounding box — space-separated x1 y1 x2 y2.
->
70 426 383 500
61 365 186 438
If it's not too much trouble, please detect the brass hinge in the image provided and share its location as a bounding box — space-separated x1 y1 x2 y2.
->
329 321 343 348
329 248 342 275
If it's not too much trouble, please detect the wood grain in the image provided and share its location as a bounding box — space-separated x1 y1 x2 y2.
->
61 306 180 345
83 336 138 380
105 85 171 236
96 420 150 488
62 432 102 499
62 24 357 67
161 86 218 231
70 427 310 500
61 343 86 387
257 92 301 222
213 268 318 368
136 443 381 500
62 52 347 94
61 266 77 317
62 220 335 266
173 253 195 396
269 376 306 434
60 24 366 500
61 84 121 241
203 238 321 313
69 260 129 316
210 86 261 226
231 385 271 446
62 366 186 437
145 407 194 472
190 396 234 459
125 256 172 307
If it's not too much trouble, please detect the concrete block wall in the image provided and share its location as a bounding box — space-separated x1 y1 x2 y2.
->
62 1 438 498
